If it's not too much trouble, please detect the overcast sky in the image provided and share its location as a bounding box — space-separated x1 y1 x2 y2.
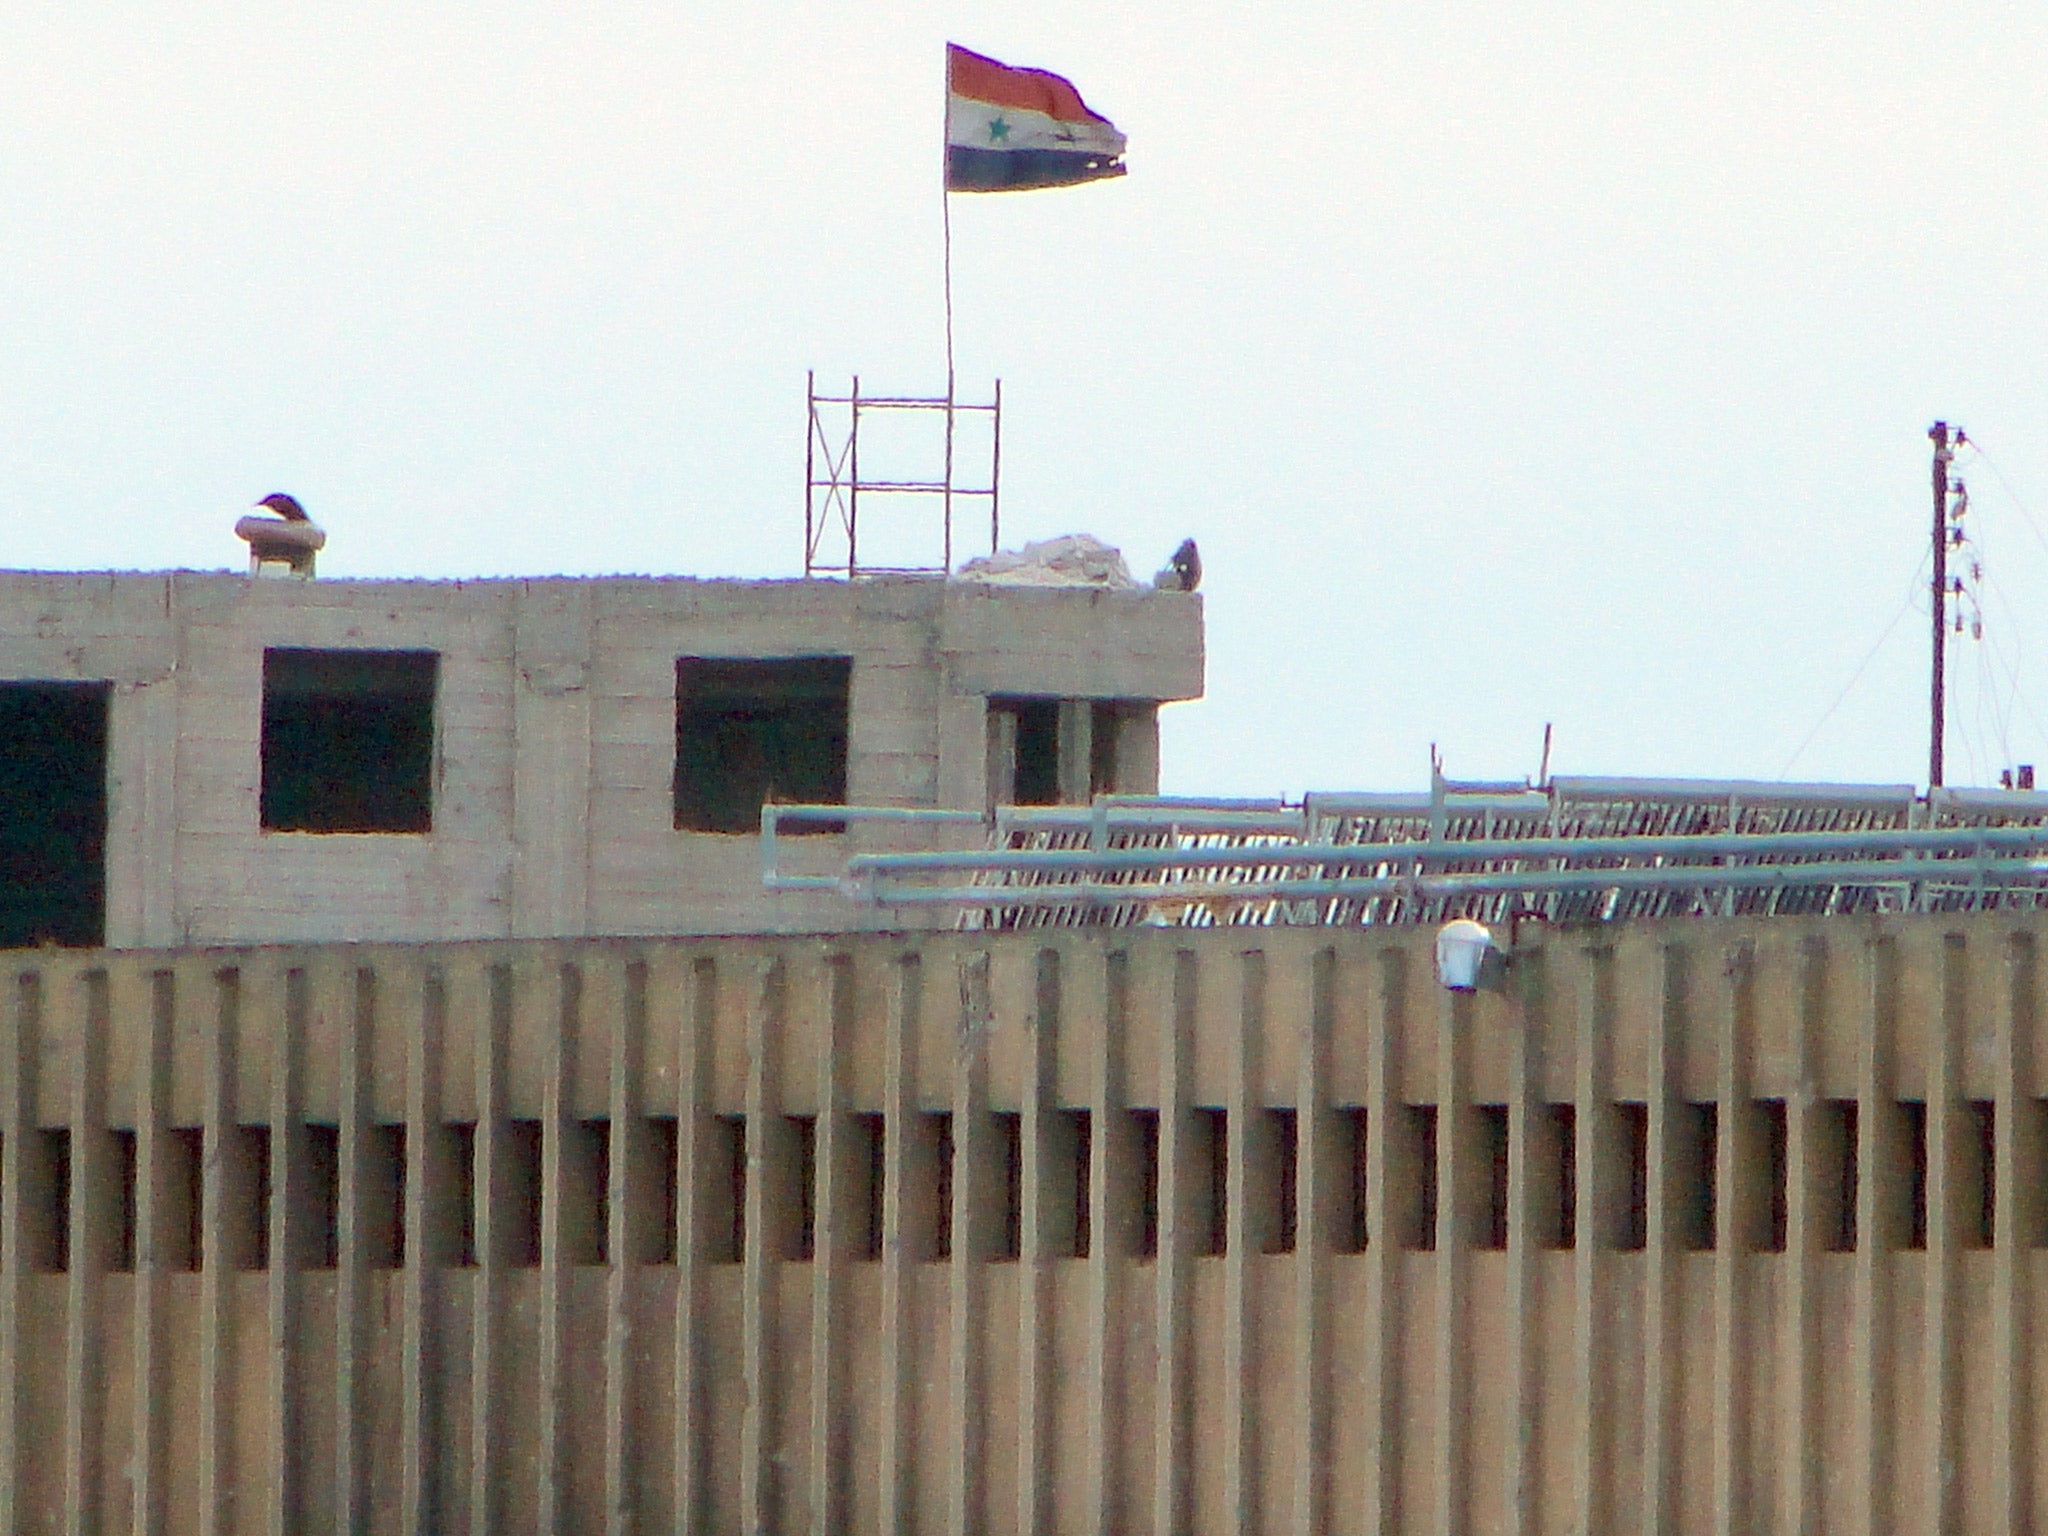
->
5 3 2048 797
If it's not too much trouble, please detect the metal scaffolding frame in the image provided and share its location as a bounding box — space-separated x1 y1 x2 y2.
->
803 372 1000 578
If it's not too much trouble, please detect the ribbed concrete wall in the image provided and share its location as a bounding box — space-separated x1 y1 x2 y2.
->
0 917 2044 1532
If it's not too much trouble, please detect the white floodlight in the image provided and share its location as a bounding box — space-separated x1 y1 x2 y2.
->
1435 918 1498 993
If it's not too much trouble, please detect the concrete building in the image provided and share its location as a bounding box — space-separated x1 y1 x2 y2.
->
10 562 2048 1532
0 570 1201 949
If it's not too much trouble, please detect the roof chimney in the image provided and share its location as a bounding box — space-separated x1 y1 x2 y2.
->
235 494 325 577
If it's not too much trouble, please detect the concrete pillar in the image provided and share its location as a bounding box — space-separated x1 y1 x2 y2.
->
511 587 594 939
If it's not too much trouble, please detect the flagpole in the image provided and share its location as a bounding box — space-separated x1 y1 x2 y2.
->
941 44 956 568
941 54 955 396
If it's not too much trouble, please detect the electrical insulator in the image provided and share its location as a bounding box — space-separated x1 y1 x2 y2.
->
1973 617 1984 640
1972 561 1983 582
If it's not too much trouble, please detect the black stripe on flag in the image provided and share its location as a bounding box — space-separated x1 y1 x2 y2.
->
946 145 1127 192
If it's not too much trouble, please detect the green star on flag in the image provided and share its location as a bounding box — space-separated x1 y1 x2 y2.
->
986 116 1011 142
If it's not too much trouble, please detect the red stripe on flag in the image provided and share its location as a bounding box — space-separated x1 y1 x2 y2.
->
947 44 1109 126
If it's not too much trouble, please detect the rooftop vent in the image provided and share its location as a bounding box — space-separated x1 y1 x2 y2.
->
235 493 325 578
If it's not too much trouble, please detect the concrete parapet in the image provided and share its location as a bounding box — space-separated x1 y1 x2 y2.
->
0 912 2040 1530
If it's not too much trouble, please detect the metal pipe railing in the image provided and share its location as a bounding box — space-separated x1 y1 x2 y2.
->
759 803 985 892
759 797 2048 913
843 823 2048 883
862 853 2048 910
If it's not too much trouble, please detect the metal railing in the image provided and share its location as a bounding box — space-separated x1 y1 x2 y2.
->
759 787 2048 925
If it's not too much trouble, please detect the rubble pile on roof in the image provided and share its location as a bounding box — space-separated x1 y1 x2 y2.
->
955 534 1136 589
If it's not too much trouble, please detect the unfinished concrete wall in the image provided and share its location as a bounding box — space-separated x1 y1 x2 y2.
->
1 913 2046 1532
0 571 1202 947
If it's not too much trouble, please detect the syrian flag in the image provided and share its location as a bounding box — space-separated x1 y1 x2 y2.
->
946 44 1126 193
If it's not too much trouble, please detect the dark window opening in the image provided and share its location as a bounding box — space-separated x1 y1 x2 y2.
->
234 1125 271 1272
449 1122 479 1268
1616 1103 1649 1252
1058 1109 1092 1259
1131 1108 1160 1259
1476 1105 1510 1250
1267 1108 1298 1255
1903 1100 1928 1251
673 656 850 833
363 1124 406 1270
1403 1105 1438 1252
1002 699 1062 806
0 681 109 947
787 1114 817 1262
1337 1107 1368 1253
1820 1100 1858 1253
1759 1100 1789 1253
170 1126 203 1272
709 1115 746 1264
1677 1103 1716 1251
261 649 437 834
931 1111 955 1261
993 1111 1023 1262
645 1116 681 1265
113 1129 138 1273
503 1119 543 1268
1193 1107 1227 1257
569 1118 610 1267
851 1112 885 1260
1967 1100 1996 1250
44 1129 72 1273
304 1124 341 1269
1545 1104 1577 1250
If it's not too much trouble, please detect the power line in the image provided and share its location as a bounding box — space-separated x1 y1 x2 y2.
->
1778 566 1922 779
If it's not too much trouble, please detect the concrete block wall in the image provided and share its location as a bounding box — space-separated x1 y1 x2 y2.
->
0 571 1203 947
1 914 2046 1531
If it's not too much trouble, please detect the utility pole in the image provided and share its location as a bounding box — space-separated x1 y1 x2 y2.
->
1929 421 1953 788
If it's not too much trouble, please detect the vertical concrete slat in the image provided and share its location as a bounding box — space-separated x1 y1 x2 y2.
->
1084 950 1127 1536
266 966 308 1536
0 970 36 1534
1853 935 1900 1536
606 957 648 1536
1712 943 1756 1536
948 952 993 1536
1502 948 1543 1536
198 968 238 1536
65 968 109 1536
807 954 851 1536
537 961 580 1534
400 965 447 1535
335 966 373 1535
1991 932 2035 1535
1572 947 1616 1536
1292 947 1337 1536
1782 936 1826 1536
1361 948 1403 1536
1640 943 1681 1536
1151 949 1196 1536
673 956 714 1536
469 962 511 1536
1016 947 1058 1536
1434 984 1471 1536
740 957 786 1536
879 952 920 1536
1223 950 1262 1536
1924 933 1964 1534
130 970 175 1536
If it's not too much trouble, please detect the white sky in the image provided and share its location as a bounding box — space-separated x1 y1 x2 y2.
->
5 3 2048 797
